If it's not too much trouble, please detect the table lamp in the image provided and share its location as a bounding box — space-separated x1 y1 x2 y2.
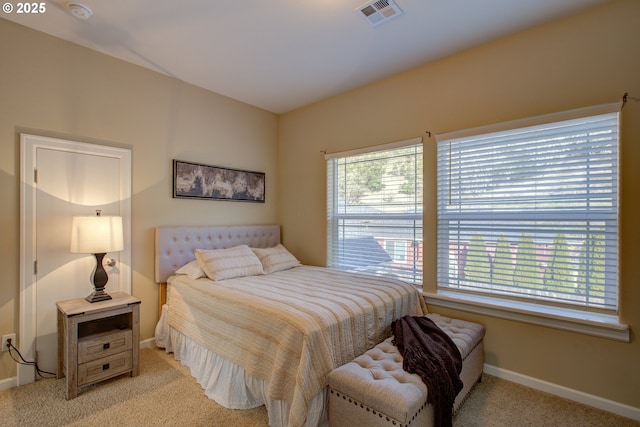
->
70 210 124 303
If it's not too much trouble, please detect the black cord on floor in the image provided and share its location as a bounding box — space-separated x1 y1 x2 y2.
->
6 339 57 378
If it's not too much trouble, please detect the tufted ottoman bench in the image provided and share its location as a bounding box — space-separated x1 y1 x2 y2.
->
328 314 485 427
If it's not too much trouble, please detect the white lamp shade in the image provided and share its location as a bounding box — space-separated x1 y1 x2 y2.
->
71 215 124 254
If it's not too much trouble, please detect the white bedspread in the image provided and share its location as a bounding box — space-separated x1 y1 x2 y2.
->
164 266 427 427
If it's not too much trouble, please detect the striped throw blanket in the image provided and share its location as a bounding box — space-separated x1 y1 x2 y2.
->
167 266 427 427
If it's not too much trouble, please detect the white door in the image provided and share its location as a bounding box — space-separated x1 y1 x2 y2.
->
20 134 131 384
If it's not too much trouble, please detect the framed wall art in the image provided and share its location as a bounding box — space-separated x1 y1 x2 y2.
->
173 160 265 202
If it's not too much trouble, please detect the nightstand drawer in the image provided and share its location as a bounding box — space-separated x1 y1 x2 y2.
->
78 329 132 363
78 351 132 386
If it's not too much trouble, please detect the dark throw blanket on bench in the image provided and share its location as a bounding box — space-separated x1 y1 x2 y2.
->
392 315 463 427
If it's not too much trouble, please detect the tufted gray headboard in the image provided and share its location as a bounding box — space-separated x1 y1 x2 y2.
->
154 225 281 284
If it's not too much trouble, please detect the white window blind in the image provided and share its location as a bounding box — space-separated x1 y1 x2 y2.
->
436 107 619 311
327 139 423 285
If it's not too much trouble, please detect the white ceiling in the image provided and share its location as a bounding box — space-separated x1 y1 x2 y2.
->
3 0 611 113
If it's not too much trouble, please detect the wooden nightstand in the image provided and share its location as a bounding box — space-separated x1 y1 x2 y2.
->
56 292 141 399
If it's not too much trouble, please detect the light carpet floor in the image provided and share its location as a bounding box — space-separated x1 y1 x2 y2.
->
0 347 637 426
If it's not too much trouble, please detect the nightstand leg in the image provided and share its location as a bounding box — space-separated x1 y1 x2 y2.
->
130 303 140 377
57 309 64 380
65 317 79 400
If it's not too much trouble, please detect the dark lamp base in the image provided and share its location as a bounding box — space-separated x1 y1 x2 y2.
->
85 290 112 303
87 252 112 303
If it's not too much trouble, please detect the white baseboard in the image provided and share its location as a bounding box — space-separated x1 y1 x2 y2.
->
484 364 640 421
139 337 156 349
0 376 17 392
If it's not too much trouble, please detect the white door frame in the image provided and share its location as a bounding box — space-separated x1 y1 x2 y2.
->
19 134 132 385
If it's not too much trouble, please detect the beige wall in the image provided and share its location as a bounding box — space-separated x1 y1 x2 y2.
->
279 0 640 409
0 19 278 379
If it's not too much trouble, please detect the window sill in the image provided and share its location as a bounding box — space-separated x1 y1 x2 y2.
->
423 290 630 342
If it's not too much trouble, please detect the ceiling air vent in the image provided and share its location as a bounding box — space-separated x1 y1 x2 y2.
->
356 0 403 27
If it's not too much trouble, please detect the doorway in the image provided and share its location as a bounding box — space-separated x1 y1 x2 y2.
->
20 134 131 385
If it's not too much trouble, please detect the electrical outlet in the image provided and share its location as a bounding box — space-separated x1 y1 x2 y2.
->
2 333 16 352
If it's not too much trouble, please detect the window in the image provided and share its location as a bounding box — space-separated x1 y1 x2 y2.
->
436 105 619 312
327 138 423 285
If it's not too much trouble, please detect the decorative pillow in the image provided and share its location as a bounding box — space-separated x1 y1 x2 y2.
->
251 244 302 274
175 260 206 280
194 245 264 281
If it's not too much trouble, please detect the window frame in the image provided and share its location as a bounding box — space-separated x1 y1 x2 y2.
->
326 137 423 285
430 103 628 341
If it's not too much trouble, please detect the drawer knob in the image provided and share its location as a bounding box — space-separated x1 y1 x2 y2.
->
103 343 110 350
102 363 110 371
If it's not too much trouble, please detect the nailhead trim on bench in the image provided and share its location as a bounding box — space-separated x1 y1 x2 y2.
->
330 389 428 427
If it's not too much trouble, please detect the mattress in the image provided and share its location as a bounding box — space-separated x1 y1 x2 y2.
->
159 265 427 427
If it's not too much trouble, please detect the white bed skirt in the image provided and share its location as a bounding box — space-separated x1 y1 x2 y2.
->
155 305 328 427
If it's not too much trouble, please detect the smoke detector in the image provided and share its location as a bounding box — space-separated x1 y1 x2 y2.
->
66 1 92 20
356 0 403 27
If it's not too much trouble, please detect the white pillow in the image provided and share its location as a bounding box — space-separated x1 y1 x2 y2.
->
251 244 302 274
175 260 206 280
194 245 264 281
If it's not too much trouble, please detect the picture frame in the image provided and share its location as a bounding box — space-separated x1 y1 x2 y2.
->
173 160 265 203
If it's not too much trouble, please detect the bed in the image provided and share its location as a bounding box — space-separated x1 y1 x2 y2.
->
154 225 427 427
